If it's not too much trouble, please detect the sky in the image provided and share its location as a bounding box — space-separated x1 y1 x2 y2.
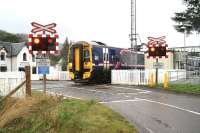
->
0 0 200 48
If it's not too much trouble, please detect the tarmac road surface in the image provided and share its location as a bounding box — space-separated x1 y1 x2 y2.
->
32 81 200 133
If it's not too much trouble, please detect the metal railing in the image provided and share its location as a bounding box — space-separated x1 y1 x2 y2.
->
111 69 189 85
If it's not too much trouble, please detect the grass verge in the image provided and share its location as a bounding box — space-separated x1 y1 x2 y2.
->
0 93 137 133
151 84 200 95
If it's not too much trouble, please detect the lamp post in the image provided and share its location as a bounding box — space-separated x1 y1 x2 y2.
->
180 25 186 47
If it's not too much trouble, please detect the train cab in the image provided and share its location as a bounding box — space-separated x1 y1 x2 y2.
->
68 41 93 82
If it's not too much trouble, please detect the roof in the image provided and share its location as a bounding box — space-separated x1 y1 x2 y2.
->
0 41 27 57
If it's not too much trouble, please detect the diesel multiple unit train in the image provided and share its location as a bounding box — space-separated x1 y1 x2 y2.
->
67 41 144 83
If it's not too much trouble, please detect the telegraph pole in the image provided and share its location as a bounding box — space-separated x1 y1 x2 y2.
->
130 0 137 49
130 0 137 68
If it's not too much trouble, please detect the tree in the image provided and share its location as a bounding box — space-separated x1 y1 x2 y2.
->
60 37 70 71
49 37 70 71
172 0 200 34
0 30 28 43
16 33 28 42
0 30 20 43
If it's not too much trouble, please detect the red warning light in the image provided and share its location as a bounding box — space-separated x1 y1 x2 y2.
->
48 38 53 44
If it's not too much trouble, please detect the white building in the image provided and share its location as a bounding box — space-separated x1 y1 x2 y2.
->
0 41 36 73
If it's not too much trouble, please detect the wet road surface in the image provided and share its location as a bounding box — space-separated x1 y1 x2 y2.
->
32 81 200 133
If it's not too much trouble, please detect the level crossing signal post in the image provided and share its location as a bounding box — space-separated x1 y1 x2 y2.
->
147 36 168 85
28 22 59 93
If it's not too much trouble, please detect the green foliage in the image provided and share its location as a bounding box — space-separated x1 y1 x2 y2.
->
168 84 200 95
15 33 28 42
0 95 137 133
60 38 70 71
156 83 200 95
172 0 200 34
49 54 61 66
0 30 28 43
0 30 19 43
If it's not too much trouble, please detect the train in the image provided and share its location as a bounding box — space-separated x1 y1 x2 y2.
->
67 41 144 83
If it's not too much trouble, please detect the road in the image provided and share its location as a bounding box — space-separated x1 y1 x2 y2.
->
32 81 200 133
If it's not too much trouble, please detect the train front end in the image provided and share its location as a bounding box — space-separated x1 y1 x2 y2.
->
68 41 93 82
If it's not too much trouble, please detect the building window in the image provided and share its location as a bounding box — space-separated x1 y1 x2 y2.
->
23 53 27 61
32 67 37 74
18 67 25 72
0 66 7 72
1 52 5 61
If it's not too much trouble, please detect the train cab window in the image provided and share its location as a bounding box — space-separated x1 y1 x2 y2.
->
84 49 90 62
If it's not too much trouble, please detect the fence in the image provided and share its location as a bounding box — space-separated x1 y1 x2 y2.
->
111 69 187 85
31 71 71 81
0 72 25 98
47 71 71 80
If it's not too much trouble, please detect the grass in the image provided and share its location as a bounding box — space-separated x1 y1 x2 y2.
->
167 84 200 95
0 93 137 133
152 84 200 95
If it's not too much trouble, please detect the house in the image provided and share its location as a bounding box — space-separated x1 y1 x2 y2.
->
0 41 36 72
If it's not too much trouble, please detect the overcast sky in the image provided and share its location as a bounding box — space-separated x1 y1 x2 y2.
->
0 0 199 48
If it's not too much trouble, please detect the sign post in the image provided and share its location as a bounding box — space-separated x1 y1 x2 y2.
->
147 36 168 85
155 58 158 85
25 66 31 96
36 56 50 93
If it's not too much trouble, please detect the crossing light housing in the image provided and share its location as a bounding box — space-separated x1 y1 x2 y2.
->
31 36 56 51
148 44 167 57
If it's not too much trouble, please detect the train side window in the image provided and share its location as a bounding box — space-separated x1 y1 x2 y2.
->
114 56 119 62
93 51 100 61
92 48 103 62
109 49 116 62
94 55 99 61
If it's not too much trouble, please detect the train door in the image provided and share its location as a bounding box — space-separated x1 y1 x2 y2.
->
103 47 111 82
73 45 84 80
74 47 80 71
103 47 109 70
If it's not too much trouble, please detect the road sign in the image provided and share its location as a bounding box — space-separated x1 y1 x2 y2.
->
36 58 50 67
31 22 56 34
148 36 166 45
153 62 164 69
38 66 49 74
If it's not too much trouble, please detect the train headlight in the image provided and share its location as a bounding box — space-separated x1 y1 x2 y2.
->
83 72 91 79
